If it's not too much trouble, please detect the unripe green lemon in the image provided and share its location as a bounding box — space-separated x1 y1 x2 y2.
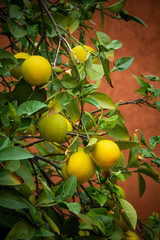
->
66 149 96 185
38 113 68 143
10 52 30 79
91 139 121 169
21 55 52 86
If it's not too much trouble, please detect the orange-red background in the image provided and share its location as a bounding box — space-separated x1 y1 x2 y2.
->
0 0 160 220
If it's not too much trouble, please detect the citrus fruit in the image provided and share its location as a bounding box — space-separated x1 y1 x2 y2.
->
10 52 30 79
124 230 139 240
91 139 121 169
66 149 96 185
116 185 126 199
69 44 97 65
61 118 73 142
21 55 52 86
38 113 68 143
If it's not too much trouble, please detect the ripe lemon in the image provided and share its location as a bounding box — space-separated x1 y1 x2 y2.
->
21 55 52 86
10 52 30 79
91 139 120 169
124 230 139 240
66 149 96 185
38 113 68 143
69 45 97 65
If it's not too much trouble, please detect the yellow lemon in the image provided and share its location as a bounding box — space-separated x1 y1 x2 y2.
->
38 113 68 143
66 149 96 185
21 55 52 86
61 118 73 142
124 230 139 240
69 44 97 65
91 139 121 169
10 52 30 79
116 185 126 199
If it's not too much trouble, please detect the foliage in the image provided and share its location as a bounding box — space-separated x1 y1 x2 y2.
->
0 0 160 239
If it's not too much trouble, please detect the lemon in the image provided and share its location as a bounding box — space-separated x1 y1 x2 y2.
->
66 149 96 185
10 52 30 79
61 118 73 142
38 113 68 143
124 230 139 240
116 185 126 199
69 45 97 65
21 55 52 86
91 139 121 169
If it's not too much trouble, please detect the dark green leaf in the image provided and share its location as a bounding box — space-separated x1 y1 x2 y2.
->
66 98 80 124
9 5 23 19
107 0 127 13
100 3 104 32
68 134 79 153
107 123 130 140
35 228 55 237
0 137 10 151
138 163 160 183
7 18 26 38
0 187 28 209
120 10 147 27
0 146 33 161
115 140 139 150
11 79 33 105
149 136 160 151
29 87 47 102
128 133 140 167
138 173 146 198
5 220 36 240
101 58 112 86
0 168 22 186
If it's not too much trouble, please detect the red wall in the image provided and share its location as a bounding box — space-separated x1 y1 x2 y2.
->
92 0 160 218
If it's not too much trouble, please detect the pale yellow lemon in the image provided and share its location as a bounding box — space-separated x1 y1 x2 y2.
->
124 230 139 240
21 55 52 86
91 139 121 169
66 149 96 185
69 45 98 65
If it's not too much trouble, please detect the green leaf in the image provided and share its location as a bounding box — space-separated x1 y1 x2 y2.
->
105 40 122 51
0 168 22 186
115 140 139 150
142 75 160 82
0 146 33 161
61 73 78 89
5 220 36 240
7 18 26 38
17 100 47 117
38 178 55 202
42 210 60 235
63 175 77 199
118 198 137 230
107 0 127 13
137 163 160 183
11 79 33 105
0 187 28 209
66 9 80 34
138 173 146 198
107 123 130 140
112 57 134 72
35 228 55 237
120 10 147 27
49 92 68 113
98 115 118 130
96 31 111 47
149 136 160 151
0 49 17 75
66 98 80 124
15 162 35 190
128 133 140 167
9 4 23 19
29 87 47 102
82 97 100 109
68 134 79 153
86 64 104 81
62 201 81 215
90 92 115 109
100 3 104 32
0 137 10 151
101 58 112 86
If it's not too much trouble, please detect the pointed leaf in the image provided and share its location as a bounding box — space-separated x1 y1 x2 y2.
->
138 173 146 198
17 100 47 117
0 146 33 161
107 0 127 13
86 64 104 81
90 92 115 109
7 19 26 38
66 99 80 124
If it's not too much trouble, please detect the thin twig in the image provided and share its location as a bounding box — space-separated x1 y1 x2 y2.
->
33 153 62 170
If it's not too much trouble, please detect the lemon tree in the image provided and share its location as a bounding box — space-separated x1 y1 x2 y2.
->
0 1 160 240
